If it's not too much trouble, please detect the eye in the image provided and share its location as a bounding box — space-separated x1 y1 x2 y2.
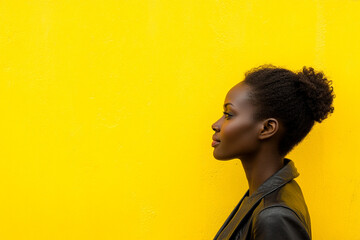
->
223 111 232 119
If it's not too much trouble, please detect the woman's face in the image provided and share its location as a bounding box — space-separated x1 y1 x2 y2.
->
211 82 262 160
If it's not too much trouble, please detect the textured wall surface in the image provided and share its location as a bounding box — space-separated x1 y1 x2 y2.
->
0 0 359 239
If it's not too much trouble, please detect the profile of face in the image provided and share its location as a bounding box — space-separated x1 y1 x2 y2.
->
211 82 276 160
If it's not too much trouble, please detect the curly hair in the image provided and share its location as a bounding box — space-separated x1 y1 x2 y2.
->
243 64 335 156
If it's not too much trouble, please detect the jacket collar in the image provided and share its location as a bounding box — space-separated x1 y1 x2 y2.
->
214 158 299 240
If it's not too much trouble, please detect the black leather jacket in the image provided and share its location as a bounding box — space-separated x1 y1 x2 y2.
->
213 158 311 240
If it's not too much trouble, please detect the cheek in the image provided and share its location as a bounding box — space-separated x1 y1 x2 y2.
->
222 119 257 144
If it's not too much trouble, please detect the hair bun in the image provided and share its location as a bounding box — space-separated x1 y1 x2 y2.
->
296 67 335 123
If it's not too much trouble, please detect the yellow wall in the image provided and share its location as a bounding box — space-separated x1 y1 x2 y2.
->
0 0 359 239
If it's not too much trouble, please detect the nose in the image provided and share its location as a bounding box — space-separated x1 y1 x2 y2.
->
212 122 220 132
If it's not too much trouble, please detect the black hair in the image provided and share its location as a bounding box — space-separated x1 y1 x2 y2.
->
243 64 335 156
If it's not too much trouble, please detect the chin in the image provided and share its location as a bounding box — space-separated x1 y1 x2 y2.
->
213 151 235 161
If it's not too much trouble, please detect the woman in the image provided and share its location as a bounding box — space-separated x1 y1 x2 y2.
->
211 65 335 240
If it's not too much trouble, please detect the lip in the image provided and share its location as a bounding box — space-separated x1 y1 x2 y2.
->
212 140 220 147
212 135 220 142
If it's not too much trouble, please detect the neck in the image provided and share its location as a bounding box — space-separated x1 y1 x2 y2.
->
240 152 285 197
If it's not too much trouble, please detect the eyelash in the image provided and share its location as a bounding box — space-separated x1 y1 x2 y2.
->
223 111 232 119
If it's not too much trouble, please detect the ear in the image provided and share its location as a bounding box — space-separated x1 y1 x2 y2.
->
258 118 279 140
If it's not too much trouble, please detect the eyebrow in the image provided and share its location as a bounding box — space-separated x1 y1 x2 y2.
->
223 103 234 108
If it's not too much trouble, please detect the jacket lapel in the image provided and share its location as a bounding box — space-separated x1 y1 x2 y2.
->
213 158 300 240
213 189 250 240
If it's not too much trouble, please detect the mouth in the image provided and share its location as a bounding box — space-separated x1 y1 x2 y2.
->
212 140 220 147
212 135 221 142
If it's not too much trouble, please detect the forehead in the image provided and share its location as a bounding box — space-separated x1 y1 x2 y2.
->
224 83 253 109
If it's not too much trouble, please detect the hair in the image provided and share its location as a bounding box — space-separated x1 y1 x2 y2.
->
243 64 335 156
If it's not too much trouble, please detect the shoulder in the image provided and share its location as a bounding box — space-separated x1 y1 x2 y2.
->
260 180 311 228
251 206 311 240
256 206 302 225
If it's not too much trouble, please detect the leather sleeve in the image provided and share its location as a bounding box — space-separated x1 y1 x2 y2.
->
252 206 311 240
